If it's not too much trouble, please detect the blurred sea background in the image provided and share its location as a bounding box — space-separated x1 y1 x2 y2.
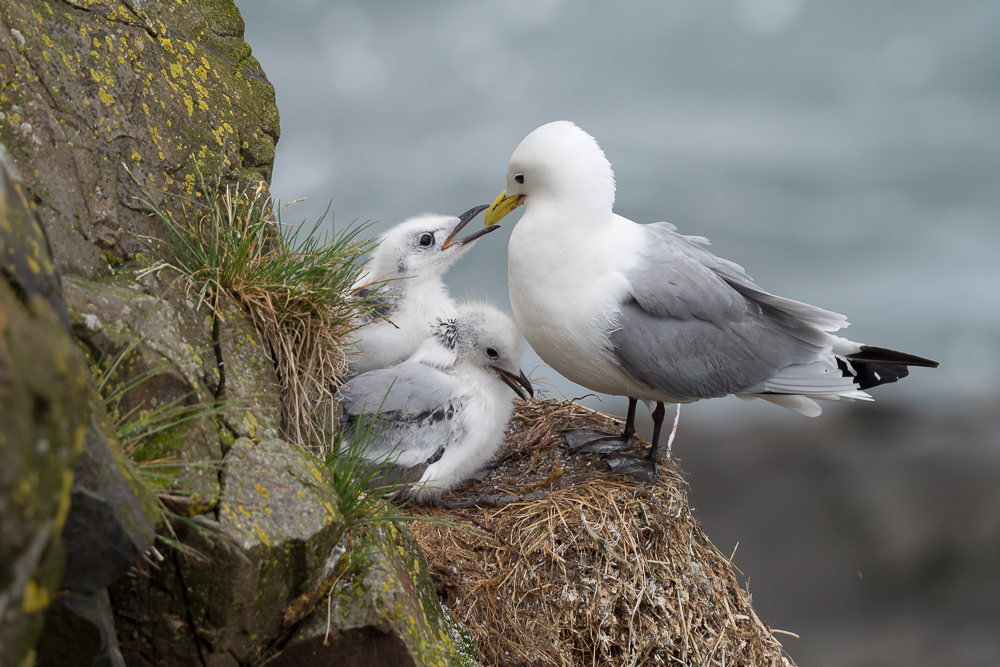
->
238 1 1000 665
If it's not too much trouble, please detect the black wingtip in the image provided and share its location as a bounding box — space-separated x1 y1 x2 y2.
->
838 346 937 391
854 345 940 369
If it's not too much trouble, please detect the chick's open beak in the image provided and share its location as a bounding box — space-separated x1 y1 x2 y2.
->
492 366 534 401
442 203 498 249
484 190 524 226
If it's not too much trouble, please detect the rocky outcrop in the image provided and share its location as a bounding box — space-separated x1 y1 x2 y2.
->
110 438 345 666
0 147 91 667
0 144 162 667
108 436 480 667
0 0 279 279
2 0 480 664
273 523 478 667
63 271 282 514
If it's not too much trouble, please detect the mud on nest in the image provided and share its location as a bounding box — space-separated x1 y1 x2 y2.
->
408 398 796 667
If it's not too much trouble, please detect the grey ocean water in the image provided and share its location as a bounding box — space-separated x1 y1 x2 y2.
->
239 1 1000 664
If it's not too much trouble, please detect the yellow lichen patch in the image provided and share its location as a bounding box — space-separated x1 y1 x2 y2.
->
211 124 227 146
304 466 327 491
254 523 271 547
245 412 259 438
254 483 269 499
21 580 50 614
53 468 75 532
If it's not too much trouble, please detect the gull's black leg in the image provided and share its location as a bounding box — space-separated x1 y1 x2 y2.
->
646 401 666 461
622 397 637 440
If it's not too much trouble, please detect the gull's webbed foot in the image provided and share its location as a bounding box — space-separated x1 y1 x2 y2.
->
604 453 658 485
563 428 634 454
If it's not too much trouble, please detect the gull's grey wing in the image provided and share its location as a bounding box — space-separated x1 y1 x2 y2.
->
625 223 848 330
608 223 853 400
337 362 464 467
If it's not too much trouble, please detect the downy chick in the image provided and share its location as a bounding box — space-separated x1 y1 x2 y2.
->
348 205 499 375
337 302 532 504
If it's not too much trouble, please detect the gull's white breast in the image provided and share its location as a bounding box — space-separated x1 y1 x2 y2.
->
507 209 651 398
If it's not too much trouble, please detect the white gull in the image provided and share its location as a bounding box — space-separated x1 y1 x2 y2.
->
484 121 938 482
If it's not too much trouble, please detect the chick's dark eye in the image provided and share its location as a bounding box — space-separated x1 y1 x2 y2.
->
486 347 499 359
514 174 525 184
418 233 434 247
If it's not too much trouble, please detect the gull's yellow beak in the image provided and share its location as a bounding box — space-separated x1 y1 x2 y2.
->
483 190 524 226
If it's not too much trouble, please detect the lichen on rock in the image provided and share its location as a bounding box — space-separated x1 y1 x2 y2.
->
0 0 280 278
110 437 346 666
0 141 122 667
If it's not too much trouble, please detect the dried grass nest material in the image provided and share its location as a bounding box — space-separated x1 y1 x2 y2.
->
408 398 796 667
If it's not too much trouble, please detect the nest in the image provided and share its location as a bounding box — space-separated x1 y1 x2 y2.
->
409 399 795 667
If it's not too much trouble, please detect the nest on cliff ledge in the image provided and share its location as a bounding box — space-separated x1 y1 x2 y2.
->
408 398 796 667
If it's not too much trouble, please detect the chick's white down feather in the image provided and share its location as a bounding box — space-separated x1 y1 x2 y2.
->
348 206 494 375
338 302 531 503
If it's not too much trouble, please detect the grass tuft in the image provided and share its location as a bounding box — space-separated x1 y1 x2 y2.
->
95 339 230 488
135 164 380 452
90 340 238 562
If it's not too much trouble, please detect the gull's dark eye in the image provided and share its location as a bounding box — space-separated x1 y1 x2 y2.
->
514 174 525 184
486 347 499 359
418 232 434 247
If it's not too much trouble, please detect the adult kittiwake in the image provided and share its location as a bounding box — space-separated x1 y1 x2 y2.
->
349 205 499 375
337 302 533 504
484 120 938 483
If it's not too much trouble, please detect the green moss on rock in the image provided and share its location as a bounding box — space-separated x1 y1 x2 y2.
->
268 521 481 667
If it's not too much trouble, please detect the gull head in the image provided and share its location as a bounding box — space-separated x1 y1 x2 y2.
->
369 204 497 281
484 120 616 226
439 303 534 400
